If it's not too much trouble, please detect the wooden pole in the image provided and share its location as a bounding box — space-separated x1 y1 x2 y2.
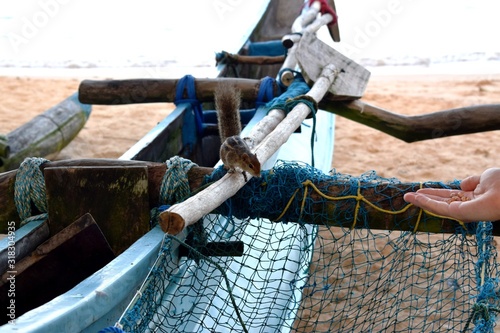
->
326 0 341 42
217 52 285 65
280 3 335 87
320 99 500 142
2 158 498 235
78 78 279 105
158 64 338 235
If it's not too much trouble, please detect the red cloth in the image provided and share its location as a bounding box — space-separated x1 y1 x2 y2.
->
306 0 338 26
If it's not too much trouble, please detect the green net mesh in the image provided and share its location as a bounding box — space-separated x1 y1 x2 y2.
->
117 161 500 333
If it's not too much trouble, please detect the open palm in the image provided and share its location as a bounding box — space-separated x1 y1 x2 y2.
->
404 168 500 222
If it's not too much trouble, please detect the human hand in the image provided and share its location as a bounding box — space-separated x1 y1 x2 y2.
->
403 168 500 222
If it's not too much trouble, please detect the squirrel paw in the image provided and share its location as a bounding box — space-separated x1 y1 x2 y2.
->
224 166 248 182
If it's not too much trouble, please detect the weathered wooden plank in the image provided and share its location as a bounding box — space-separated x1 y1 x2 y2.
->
0 159 213 232
0 169 18 231
217 52 285 65
0 219 49 274
0 213 114 325
0 93 91 172
296 31 370 100
44 165 151 255
78 78 279 105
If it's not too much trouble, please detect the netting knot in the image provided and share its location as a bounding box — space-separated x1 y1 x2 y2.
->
462 301 500 333
14 157 50 227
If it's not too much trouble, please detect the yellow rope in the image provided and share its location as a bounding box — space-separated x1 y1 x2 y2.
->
412 182 424 233
274 188 301 221
350 180 362 230
274 179 469 234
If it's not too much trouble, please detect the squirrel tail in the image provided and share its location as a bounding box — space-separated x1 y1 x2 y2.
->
215 81 242 142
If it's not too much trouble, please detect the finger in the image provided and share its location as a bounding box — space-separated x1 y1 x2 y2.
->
460 175 480 192
415 188 456 197
420 193 454 202
405 192 452 202
403 192 417 203
404 193 453 217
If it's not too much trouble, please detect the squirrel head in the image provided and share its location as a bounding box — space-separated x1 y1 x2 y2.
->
241 153 261 177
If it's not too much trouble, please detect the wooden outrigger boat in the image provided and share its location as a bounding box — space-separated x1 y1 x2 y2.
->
0 0 336 331
2 1 500 332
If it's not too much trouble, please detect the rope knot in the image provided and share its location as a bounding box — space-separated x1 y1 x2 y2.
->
159 156 198 206
283 94 318 116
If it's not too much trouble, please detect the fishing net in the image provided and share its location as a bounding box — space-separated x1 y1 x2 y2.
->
114 160 500 333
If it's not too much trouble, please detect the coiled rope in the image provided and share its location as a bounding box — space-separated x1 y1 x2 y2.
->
14 157 49 226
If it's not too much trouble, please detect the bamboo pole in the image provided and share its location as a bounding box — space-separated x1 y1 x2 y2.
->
280 2 335 87
158 64 338 235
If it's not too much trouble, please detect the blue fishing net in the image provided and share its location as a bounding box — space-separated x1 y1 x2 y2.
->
115 161 500 333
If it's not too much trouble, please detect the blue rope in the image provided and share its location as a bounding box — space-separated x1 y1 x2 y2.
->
255 76 278 108
463 221 500 333
266 72 311 114
174 75 204 136
265 74 318 167
14 157 49 226
276 67 304 92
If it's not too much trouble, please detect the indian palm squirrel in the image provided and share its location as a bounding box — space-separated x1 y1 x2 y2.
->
215 81 261 181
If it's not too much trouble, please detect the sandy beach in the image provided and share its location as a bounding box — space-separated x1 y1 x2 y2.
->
336 73 500 182
2 72 499 182
1 71 500 331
